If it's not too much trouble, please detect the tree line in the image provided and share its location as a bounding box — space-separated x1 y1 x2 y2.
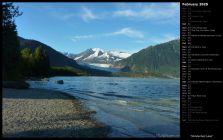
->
20 47 50 77
2 2 50 80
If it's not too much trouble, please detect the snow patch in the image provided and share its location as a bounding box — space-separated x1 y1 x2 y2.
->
89 63 111 68
74 55 83 60
65 48 132 65
109 51 131 58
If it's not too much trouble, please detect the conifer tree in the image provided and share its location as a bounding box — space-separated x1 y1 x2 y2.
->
2 2 22 80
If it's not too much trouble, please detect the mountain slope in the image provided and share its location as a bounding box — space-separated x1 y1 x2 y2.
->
19 37 79 68
114 39 180 77
64 48 131 66
18 37 111 76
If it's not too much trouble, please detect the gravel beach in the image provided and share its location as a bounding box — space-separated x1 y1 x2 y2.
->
2 88 110 138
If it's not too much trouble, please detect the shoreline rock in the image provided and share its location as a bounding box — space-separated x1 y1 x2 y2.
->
56 80 64 84
2 88 110 137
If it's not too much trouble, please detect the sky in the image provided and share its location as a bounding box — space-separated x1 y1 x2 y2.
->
14 2 180 54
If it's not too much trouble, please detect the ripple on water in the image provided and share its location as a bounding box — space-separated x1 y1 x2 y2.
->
26 77 180 137
114 100 128 106
108 83 119 86
101 93 134 99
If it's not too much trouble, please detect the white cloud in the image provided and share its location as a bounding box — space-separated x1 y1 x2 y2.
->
46 6 99 22
41 5 76 21
71 34 94 42
44 3 179 23
113 9 136 17
113 3 179 21
71 27 144 42
134 34 179 45
149 34 179 44
81 7 99 22
49 11 76 21
109 27 144 39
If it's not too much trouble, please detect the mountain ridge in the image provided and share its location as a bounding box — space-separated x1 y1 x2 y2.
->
18 36 179 78
63 48 132 67
114 39 180 77
18 36 111 76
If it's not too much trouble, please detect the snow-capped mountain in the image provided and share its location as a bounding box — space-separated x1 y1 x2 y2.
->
63 48 132 68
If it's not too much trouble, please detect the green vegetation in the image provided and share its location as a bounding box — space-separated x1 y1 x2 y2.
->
34 46 50 75
114 39 180 78
112 72 171 78
20 47 91 77
18 36 79 68
2 2 179 80
50 67 90 76
18 37 112 77
2 2 22 80
2 3 93 80
20 46 50 77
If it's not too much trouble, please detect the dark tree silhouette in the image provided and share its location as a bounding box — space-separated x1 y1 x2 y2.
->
2 2 22 80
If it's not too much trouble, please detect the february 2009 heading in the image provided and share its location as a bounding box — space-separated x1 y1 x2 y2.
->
182 3 208 7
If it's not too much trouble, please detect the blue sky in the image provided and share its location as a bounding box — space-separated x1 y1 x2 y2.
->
15 2 180 54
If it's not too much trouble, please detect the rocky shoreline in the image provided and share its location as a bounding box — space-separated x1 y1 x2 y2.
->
2 88 110 137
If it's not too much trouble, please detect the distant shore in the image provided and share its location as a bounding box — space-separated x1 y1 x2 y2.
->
2 88 110 137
